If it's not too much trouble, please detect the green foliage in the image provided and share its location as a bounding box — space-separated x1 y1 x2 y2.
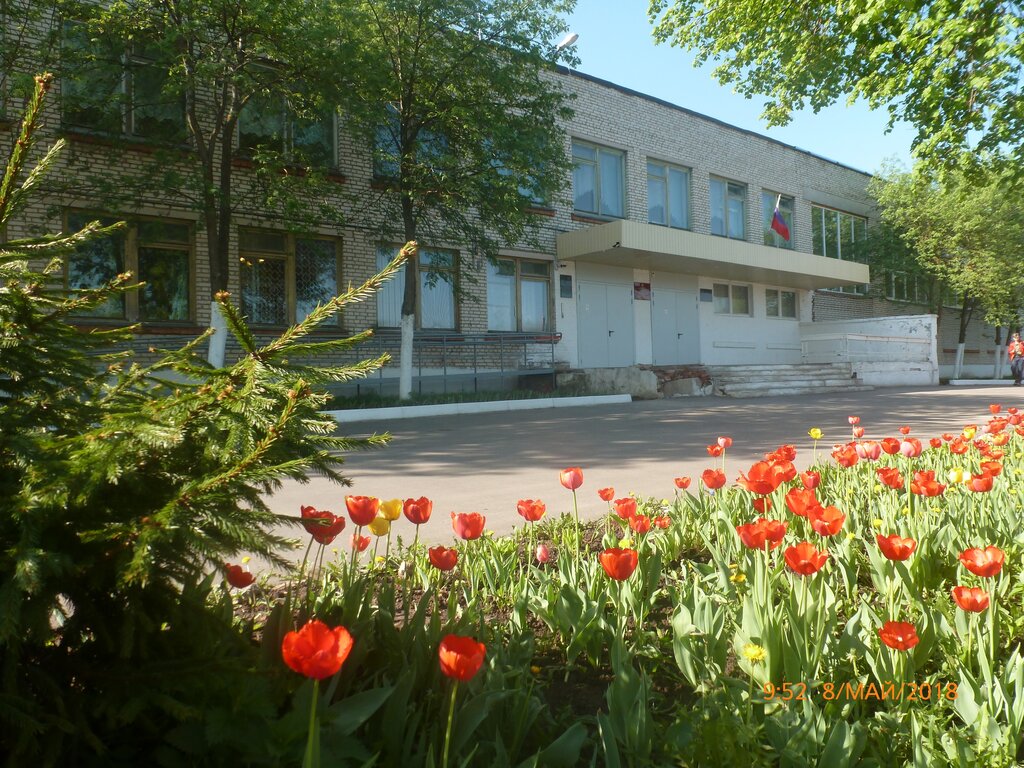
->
869 163 1024 329
648 0 1024 172
0 76 402 764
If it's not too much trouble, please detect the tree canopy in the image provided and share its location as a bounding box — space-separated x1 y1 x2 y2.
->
648 0 1024 171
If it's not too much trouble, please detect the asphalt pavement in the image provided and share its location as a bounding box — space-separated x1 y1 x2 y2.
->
261 384 1018 565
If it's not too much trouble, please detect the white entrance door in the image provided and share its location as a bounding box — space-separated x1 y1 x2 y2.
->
652 287 699 364
578 281 634 368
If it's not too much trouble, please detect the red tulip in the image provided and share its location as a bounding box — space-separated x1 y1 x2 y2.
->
737 460 788 495
784 541 828 575
753 497 772 513
942 433 954 442
852 426 865 438
517 499 547 522
810 505 845 537
350 533 371 551
980 460 1003 477
717 436 733 449
856 440 881 460
785 487 820 518
344 495 379 527
629 514 652 535
772 444 798 461
559 467 583 490
848 415 860 425
282 620 354 680
949 438 969 455
968 473 994 493
438 634 486 681
674 476 691 489
900 438 923 458
301 505 346 545
910 470 946 497
878 621 919 651
600 547 639 580
451 512 486 540
929 437 942 448
598 487 615 502
701 469 727 490
225 563 255 589
898 425 911 435
880 437 901 455
403 497 433 525
992 434 1010 447
706 444 724 457
952 586 990 612
428 545 459 571
535 543 550 564
876 467 904 490
736 517 787 550
831 444 859 468
613 497 637 520
876 534 917 561
990 404 1002 414
653 515 671 529
960 546 1005 578
800 471 820 490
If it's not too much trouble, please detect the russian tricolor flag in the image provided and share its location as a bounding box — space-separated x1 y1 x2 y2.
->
771 195 790 241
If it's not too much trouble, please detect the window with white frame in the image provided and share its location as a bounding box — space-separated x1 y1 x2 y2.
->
765 288 798 318
712 282 751 315
762 192 794 249
812 204 869 294
572 139 624 218
239 229 340 326
647 160 690 229
487 258 551 332
886 270 929 304
375 245 457 329
710 177 746 239
61 22 185 142
65 211 192 322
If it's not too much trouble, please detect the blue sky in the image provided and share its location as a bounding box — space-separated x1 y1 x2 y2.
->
564 1 917 175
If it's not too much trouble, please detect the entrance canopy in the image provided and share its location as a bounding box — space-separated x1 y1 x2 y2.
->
556 220 870 290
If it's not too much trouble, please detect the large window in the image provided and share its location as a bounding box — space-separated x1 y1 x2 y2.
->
886 270 929 304
710 177 746 239
811 204 869 294
647 160 690 229
765 288 797 319
65 212 192 322
239 229 340 326
762 192 794 249
61 22 185 141
373 106 447 180
375 245 457 330
712 282 751 315
487 258 551 332
238 92 335 168
572 140 624 218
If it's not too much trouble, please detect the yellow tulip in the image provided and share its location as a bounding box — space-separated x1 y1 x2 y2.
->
948 468 965 484
380 498 403 521
808 427 823 440
963 427 976 440
368 514 391 537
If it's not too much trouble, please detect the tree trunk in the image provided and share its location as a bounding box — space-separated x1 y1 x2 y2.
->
206 121 235 367
953 294 972 380
993 326 1004 379
398 197 418 400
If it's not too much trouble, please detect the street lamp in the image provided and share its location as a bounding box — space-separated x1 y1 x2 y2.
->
555 32 579 52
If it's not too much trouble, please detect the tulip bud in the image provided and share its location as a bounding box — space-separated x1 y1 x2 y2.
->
535 543 550 564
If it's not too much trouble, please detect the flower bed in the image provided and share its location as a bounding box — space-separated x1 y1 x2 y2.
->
223 406 1024 767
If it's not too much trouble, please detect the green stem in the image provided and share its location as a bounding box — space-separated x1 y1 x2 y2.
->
303 679 320 768
442 681 458 768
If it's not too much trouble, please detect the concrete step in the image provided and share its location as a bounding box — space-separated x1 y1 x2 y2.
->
706 362 872 398
718 383 874 398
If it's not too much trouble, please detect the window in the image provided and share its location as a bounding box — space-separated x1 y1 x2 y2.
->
373 106 447 180
710 177 746 239
712 282 751 315
765 288 798 319
65 212 192 322
812 205 869 294
647 161 690 229
238 92 335 168
487 258 551 332
762 192 794 249
572 140 624 218
61 22 185 141
886 270 929 304
375 245 457 330
239 229 340 326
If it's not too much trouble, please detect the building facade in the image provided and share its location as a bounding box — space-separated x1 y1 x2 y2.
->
4 18 998 391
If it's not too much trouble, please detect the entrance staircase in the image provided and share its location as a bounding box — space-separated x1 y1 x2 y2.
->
704 362 873 398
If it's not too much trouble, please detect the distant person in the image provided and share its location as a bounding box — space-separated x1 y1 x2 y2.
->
1009 332 1024 386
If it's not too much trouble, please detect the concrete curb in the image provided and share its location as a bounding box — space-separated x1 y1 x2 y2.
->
324 394 632 423
948 379 1013 387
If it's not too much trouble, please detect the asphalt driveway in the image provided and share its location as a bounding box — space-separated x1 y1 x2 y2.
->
262 385 1017 562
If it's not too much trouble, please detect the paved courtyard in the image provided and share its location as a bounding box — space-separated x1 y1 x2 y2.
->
262 385 1019 562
